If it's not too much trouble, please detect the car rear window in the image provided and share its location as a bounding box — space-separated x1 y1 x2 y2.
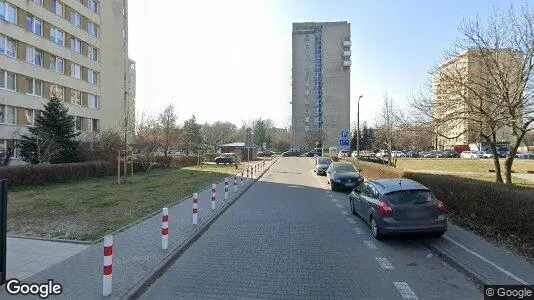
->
384 190 434 205
334 164 356 172
318 158 331 164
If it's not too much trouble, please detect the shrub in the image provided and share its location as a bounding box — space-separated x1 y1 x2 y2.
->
0 161 114 187
346 157 534 259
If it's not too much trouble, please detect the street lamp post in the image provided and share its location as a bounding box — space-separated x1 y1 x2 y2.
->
357 95 363 160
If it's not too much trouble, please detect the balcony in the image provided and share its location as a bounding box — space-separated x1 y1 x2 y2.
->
343 51 351 57
343 40 351 47
343 60 352 67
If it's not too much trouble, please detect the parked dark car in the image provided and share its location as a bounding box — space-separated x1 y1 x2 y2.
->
214 153 235 164
405 151 420 158
349 178 447 240
442 150 460 158
257 150 274 157
315 157 332 175
305 150 316 157
282 149 301 157
496 146 510 158
326 162 364 192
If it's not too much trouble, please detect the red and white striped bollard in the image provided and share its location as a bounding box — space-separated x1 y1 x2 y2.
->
192 193 198 224
103 235 113 297
211 184 216 209
233 175 237 192
162 208 168 249
240 171 244 186
224 178 229 200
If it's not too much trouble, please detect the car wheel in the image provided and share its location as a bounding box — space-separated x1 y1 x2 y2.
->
330 182 336 191
370 217 384 240
216 162 219 164
430 231 445 238
350 198 356 215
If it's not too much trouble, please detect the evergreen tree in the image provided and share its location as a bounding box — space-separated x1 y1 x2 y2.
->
20 98 80 164
183 115 202 154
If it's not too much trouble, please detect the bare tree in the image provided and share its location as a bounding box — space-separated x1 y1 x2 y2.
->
120 94 136 151
411 5 534 184
376 92 402 166
201 121 238 151
304 129 326 149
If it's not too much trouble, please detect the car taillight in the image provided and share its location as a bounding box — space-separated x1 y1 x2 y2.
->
377 200 393 216
437 200 447 213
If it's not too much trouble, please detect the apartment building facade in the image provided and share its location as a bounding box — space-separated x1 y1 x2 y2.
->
0 0 134 164
291 22 351 149
433 48 522 150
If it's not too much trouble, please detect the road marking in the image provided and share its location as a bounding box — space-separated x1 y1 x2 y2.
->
363 240 377 249
375 257 394 269
346 218 356 224
354 227 365 234
393 282 419 299
341 210 348 215
335 203 343 208
443 235 529 285
331 199 338 203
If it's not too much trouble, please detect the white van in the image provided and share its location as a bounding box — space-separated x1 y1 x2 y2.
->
329 147 338 156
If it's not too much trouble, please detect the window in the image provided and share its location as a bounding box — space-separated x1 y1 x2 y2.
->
75 116 82 131
70 11 82 28
24 109 35 126
0 105 16 125
88 45 98 61
25 78 43 97
0 69 16 91
0 1 17 24
25 15 43 36
305 126 310 132
88 94 99 109
91 119 99 132
49 55 64 73
88 21 99 37
26 47 43 67
71 90 81 105
50 0 64 17
88 70 98 84
33 0 42 4
50 27 65 46
88 0 99 13
71 63 81 79
50 84 64 100
71 37 82 53
0 35 16 58
305 116 309 122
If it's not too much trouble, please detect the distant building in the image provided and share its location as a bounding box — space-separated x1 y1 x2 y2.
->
433 48 522 150
291 22 351 149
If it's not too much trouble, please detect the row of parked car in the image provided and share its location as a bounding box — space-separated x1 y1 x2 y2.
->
311 156 448 240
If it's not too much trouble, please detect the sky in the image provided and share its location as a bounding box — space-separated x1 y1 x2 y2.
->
128 0 523 129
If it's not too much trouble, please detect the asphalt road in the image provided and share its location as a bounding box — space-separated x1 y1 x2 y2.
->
140 157 481 299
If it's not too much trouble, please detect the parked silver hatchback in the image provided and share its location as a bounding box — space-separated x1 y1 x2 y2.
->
349 178 447 240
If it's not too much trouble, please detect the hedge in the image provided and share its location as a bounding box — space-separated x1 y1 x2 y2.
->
0 156 201 187
0 161 115 187
347 158 534 259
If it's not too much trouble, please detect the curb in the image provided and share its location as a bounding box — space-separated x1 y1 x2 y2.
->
5 234 93 245
118 158 278 300
421 239 488 292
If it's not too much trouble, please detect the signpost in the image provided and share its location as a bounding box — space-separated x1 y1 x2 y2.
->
246 128 252 162
339 130 350 149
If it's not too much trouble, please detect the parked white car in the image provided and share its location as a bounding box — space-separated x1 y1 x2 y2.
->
391 151 406 158
376 150 389 158
460 151 483 159
479 151 493 158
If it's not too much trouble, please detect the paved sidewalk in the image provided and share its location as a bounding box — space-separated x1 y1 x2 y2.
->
0 159 276 299
424 222 534 286
7 237 89 280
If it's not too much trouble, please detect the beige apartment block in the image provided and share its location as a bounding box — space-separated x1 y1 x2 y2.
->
433 48 522 150
291 22 351 149
0 0 135 164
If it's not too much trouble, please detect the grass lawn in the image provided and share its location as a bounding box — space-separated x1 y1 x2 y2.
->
395 158 534 173
7 162 255 241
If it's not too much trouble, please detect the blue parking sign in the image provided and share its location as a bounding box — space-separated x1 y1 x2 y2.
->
341 131 348 138
339 139 350 146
